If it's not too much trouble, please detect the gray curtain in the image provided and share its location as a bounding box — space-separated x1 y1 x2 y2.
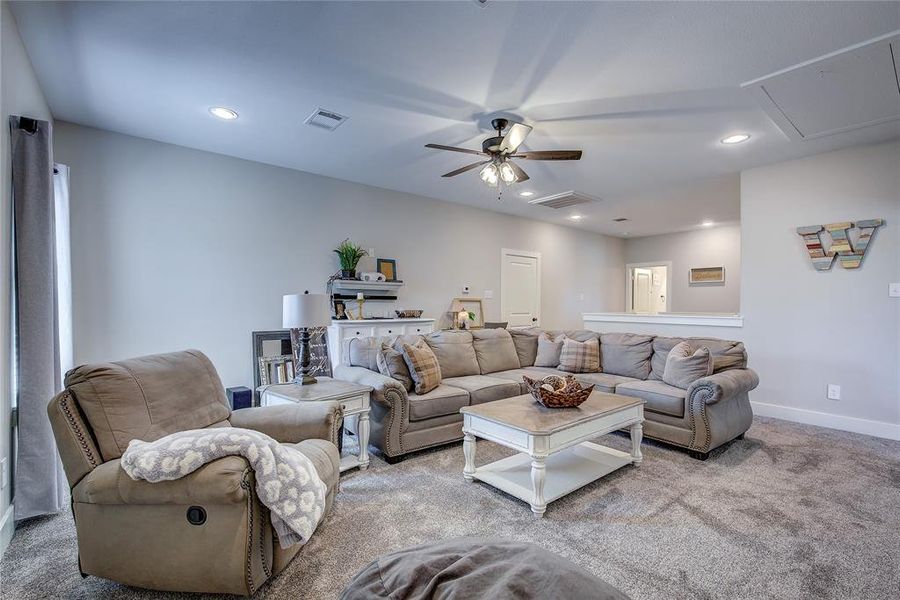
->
9 116 67 519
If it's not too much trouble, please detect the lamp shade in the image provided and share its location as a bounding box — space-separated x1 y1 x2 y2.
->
283 293 331 329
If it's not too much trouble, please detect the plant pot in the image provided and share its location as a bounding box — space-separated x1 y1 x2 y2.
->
340 269 357 279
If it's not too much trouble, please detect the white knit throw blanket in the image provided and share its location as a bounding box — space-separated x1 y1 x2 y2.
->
121 428 327 548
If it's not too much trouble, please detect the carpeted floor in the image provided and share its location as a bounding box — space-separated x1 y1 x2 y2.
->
2 416 899 600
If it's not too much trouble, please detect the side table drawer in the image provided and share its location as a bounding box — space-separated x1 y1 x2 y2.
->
339 394 367 414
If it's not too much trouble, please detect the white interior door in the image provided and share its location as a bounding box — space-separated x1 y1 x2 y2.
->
632 268 652 313
501 249 541 327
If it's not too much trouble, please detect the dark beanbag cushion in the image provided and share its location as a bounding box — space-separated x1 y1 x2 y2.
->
340 537 630 600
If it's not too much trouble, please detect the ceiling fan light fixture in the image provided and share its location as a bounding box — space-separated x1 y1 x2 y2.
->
209 106 238 120
721 133 750 145
480 163 499 186
498 161 517 184
519 191 534 197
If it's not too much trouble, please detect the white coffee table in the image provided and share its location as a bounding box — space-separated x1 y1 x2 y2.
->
258 377 372 472
460 391 644 516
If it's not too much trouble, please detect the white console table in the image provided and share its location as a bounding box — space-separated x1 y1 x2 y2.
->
327 318 435 367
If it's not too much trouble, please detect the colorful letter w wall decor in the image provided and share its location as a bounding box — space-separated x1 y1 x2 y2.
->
796 219 884 271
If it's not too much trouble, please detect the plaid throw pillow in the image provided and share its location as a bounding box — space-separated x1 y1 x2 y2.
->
558 337 600 373
401 341 442 395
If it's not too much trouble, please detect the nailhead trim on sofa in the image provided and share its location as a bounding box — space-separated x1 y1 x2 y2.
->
59 392 99 468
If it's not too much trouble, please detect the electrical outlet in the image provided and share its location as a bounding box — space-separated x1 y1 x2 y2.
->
827 384 841 401
462 285 470 294
484 290 493 299
890 283 900 298
1 458 7 489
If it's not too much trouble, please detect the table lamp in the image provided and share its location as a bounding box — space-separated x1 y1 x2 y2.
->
283 291 331 385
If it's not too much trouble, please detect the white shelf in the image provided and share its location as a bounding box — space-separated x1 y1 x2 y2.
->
332 280 403 291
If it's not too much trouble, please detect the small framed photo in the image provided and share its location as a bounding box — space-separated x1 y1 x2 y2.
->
333 299 347 320
376 258 398 281
689 266 725 284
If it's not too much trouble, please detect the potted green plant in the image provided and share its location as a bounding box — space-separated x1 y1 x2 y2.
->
334 239 367 279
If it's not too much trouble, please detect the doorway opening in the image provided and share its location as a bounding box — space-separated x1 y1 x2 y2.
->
625 262 671 314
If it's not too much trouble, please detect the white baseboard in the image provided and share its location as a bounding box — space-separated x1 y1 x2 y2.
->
0 504 14 559
751 401 900 441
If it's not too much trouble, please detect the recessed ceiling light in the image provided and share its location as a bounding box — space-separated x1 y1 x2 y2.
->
209 107 238 120
569 214 583 220
721 133 750 145
519 191 535 197
622 232 630 236
701 219 715 227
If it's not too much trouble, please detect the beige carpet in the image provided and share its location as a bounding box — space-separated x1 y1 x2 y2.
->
2 416 899 599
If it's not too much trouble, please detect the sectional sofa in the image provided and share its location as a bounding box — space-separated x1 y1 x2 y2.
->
334 328 759 461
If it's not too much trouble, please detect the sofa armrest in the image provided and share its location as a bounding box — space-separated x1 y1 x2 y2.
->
687 368 760 406
334 365 409 458
333 365 408 407
230 402 342 446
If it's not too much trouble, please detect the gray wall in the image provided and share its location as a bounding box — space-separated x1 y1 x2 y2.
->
54 122 625 389
623 225 741 314
741 140 899 432
1 1 54 548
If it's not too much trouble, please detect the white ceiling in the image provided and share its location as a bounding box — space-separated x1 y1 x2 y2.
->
10 1 900 237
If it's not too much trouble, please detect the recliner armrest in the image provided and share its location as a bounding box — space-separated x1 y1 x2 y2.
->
687 368 759 405
230 402 342 445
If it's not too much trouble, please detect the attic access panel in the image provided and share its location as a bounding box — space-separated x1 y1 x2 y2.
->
742 31 900 140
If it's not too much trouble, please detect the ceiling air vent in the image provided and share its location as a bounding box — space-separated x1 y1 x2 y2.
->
612 217 629 222
529 190 600 210
304 108 348 131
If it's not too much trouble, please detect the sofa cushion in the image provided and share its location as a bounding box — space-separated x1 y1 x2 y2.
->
471 329 520 374
489 368 560 394
402 341 443 395
507 327 543 367
442 375 522 405
571 372 638 393
407 385 470 421
342 336 382 372
534 333 564 367
425 331 481 378
650 336 747 380
600 333 654 379
561 330 601 343
65 349 232 461
663 341 713 389
615 380 687 418
377 346 414 392
558 337 600 373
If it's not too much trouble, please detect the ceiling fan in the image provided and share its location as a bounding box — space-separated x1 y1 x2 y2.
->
425 118 582 187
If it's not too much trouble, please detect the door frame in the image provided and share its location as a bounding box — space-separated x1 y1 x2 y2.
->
625 261 672 314
501 248 542 327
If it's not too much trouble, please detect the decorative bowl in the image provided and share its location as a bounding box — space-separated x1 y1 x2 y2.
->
522 374 594 408
395 310 424 318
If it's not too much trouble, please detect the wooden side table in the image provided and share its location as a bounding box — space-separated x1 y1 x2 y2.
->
258 377 373 472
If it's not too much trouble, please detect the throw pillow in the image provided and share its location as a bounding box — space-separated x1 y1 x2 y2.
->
534 333 564 367
377 345 414 392
401 341 442 395
663 341 713 389
558 337 600 373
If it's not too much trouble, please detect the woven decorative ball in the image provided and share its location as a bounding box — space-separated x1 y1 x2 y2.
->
522 374 594 408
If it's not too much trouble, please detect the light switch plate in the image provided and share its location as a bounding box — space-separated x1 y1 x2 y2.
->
483 290 493 299
890 283 900 298
827 384 841 401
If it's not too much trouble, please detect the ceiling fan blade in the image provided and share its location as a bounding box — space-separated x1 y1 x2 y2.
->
513 150 582 161
507 160 530 183
442 160 490 178
425 143 486 157
498 122 533 154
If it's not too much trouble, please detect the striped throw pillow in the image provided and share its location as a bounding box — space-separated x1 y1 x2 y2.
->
401 341 442 395
558 337 600 373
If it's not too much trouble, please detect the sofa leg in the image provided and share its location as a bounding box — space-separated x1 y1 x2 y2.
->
688 450 710 461
384 453 406 465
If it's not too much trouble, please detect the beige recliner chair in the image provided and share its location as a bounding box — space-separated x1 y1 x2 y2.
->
47 349 342 596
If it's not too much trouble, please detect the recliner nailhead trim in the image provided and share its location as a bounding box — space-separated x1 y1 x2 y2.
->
241 475 255 594
59 393 99 468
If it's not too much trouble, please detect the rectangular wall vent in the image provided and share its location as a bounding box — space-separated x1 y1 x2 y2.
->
529 190 600 209
304 108 348 131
